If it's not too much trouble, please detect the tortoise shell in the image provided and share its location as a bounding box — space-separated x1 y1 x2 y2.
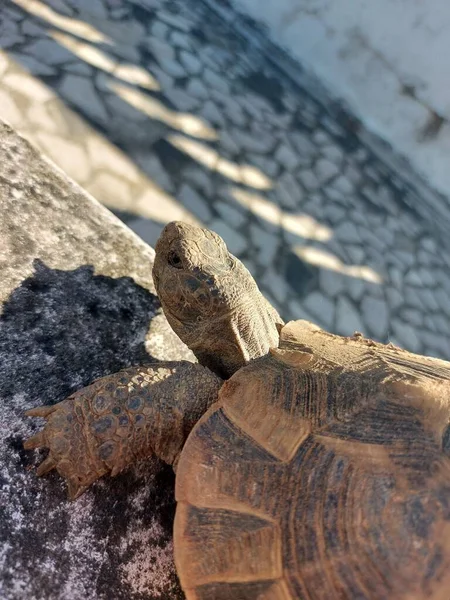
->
174 321 450 600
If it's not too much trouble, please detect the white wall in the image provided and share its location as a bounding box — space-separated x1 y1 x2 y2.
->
233 0 450 198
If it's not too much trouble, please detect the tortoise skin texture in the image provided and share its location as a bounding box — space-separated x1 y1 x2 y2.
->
24 222 450 599
175 321 450 599
24 362 222 499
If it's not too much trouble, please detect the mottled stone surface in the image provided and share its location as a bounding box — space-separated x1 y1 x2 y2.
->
0 121 189 600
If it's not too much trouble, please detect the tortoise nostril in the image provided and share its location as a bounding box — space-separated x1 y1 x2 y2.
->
168 250 183 269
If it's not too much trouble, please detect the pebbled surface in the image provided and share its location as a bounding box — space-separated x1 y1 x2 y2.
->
0 121 190 599
1 0 450 361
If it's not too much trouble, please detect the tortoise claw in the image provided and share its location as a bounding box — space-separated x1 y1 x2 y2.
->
67 478 88 501
25 404 57 418
24 396 101 500
36 456 56 476
110 464 123 477
23 431 46 450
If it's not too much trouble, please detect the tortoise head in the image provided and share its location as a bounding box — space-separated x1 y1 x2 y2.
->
153 221 235 322
153 222 282 378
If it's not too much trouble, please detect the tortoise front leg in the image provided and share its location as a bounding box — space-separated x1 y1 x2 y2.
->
24 362 222 499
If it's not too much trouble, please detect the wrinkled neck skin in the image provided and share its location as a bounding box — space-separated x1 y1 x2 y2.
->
153 222 283 379
166 266 282 379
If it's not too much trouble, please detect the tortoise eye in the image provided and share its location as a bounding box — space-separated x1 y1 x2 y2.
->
168 250 183 269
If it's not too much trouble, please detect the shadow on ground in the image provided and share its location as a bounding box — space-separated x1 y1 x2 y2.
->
0 260 160 403
0 260 182 599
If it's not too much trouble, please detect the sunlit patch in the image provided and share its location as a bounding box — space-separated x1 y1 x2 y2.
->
232 187 279 223
133 186 201 225
169 134 217 168
168 135 273 190
111 83 217 140
51 30 115 70
12 0 111 44
114 64 159 89
2 49 202 225
2 71 54 102
294 246 383 283
231 187 331 242
50 31 160 91
281 213 331 243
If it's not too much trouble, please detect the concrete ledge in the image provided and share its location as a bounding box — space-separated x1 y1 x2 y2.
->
0 120 188 599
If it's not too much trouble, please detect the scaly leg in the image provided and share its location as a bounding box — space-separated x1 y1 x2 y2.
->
24 361 222 499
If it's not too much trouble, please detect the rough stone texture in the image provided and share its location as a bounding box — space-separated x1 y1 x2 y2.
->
0 121 189 600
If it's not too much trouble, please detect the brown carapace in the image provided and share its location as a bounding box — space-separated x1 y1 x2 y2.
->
24 222 450 599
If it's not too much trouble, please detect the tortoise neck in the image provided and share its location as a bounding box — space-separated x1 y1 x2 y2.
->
180 293 283 379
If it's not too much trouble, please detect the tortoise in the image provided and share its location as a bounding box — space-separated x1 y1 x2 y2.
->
24 221 450 599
